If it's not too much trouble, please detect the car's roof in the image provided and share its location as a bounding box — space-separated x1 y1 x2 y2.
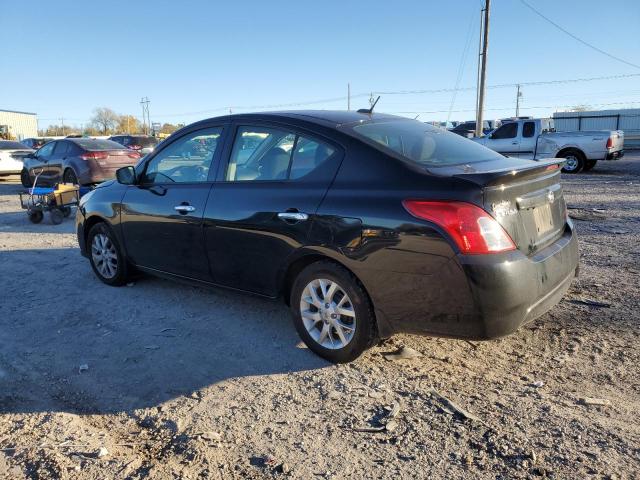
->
203 110 403 128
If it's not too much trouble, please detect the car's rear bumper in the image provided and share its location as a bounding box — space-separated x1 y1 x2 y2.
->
606 149 624 160
369 223 579 339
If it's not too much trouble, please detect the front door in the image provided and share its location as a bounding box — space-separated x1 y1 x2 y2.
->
203 123 342 296
120 126 225 281
484 122 520 157
30 141 56 185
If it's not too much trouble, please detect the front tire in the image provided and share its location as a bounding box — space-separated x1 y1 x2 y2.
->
21 168 31 188
290 261 377 363
87 222 129 286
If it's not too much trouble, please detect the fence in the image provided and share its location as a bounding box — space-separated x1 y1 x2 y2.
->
553 110 640 149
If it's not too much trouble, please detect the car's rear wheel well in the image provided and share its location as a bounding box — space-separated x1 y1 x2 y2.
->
282 255 372 309
557 147 585 161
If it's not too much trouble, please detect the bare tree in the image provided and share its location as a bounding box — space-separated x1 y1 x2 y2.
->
91 107 119 134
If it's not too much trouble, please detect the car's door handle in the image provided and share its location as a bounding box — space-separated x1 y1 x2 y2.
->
277 212 309 222
512 142 518 145
174 205 196 213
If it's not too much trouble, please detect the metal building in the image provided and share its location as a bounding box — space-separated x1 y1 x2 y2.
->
0 109 38 140
553 108 640 149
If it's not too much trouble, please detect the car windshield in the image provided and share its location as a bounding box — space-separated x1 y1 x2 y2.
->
74 139 125 151
348 119 503 166
0 141 31 150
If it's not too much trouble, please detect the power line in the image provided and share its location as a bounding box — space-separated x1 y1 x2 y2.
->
519 0 640 70
393 100 640 115
447 4 477 122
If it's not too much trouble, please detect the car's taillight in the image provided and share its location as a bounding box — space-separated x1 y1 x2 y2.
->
127 151 141 159
606 137 613 149
402 200 516 254
80 151 109 160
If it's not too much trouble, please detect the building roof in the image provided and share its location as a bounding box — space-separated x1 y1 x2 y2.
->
0 109 37 116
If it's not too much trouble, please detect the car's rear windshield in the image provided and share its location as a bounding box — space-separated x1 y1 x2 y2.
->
348 119 503 166
74 139 125 151
132 136 159 147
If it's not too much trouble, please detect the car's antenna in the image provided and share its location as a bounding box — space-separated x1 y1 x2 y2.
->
357 96 381 115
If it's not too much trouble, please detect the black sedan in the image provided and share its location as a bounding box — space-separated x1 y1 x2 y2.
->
76 111 579 363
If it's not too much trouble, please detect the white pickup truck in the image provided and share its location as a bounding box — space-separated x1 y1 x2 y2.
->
473 118 624 173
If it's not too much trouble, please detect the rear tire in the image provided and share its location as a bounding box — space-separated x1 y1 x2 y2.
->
290 260 377 363
560 149 585 173
63 168 78 185
583 160 597 171
50 208 64 225
28 209 43 224
21 168 31 188
87 222 129 286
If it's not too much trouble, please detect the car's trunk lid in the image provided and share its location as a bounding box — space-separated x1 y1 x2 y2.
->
428 157 567 255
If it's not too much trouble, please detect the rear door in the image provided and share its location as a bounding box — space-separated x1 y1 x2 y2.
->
120 125 226 280
518 121 537 159
203 123 342 296
484 122 520 156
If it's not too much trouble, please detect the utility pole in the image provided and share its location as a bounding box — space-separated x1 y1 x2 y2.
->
59 117 65 136
347 83 351 111
515 84 522 117
475 0 491 138
140 97 150 135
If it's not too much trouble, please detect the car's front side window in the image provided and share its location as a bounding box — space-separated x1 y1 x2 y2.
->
36 142 55 158
141 127 223 184
491 123 518 139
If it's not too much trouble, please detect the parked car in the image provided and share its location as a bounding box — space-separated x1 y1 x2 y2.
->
21 138 141 187
108 135 159 155
76 111 579 363
472 118 624 173
21 137 53 149
0 140 34 177
449 120 500 138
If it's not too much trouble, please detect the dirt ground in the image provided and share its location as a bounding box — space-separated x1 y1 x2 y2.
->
0 154 639 480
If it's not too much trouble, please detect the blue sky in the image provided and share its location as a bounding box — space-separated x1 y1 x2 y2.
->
2 0 639 129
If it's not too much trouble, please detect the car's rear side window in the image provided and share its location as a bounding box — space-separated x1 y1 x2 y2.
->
349 119 503 166
523 122 535 138
226 126 336 181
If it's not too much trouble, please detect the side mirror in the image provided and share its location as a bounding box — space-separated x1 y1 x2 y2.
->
116 166 136 185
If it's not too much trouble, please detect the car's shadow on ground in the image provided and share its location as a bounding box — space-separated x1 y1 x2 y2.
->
0 210 76 234
0 247 328 415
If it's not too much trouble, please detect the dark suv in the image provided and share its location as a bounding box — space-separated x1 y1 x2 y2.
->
108 135 159 155
77 111 579 362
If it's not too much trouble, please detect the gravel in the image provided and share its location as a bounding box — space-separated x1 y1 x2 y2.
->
1 154 639 479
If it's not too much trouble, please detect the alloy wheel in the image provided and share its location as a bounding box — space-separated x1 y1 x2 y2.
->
299 278 356 349
91 233 118 279
563 155 579 172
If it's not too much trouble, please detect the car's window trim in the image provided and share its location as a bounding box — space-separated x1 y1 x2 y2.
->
137 124 228 186
217 121 344 184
